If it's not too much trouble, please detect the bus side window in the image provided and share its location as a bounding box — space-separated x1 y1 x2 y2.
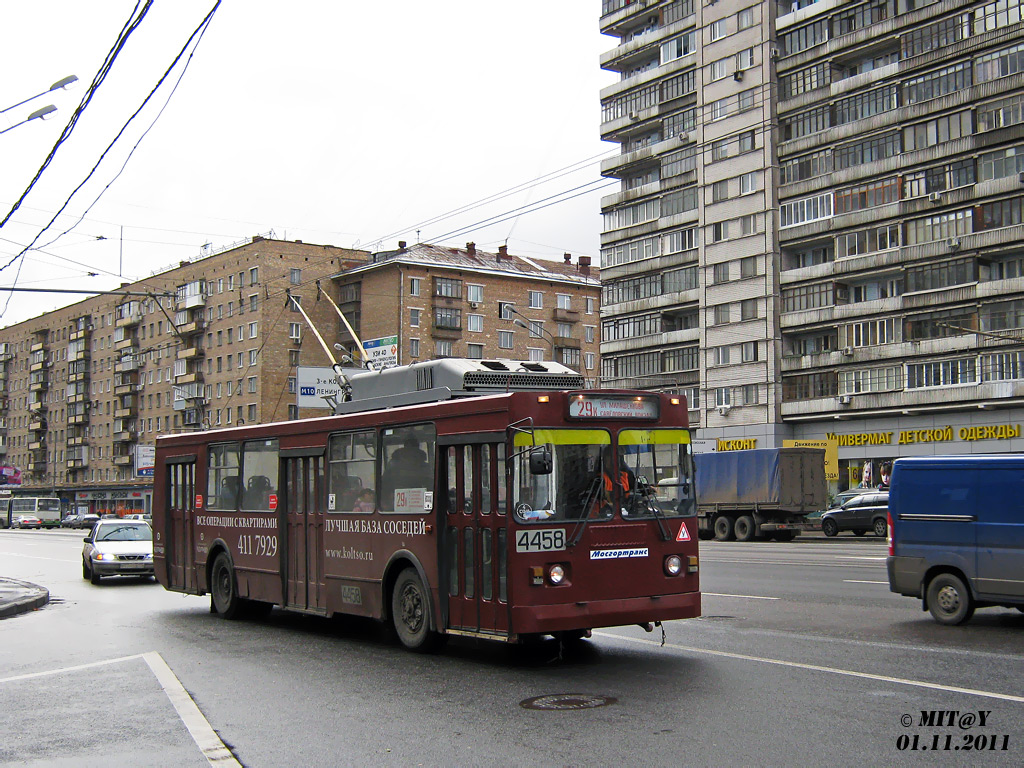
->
380 424 436 512
328 430 376 512
241 439 279 512
208 443 240 510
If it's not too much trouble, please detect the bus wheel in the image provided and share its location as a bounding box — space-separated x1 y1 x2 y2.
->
927 573 974 625
734 516 756 542
211 552 241 619
392 568 441 652
713 516 735 541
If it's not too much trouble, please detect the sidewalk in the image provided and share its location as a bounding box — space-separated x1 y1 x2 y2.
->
0 577 49 619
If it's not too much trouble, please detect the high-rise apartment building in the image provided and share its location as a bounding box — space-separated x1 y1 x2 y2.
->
0 236 365 513
600 0 1024 487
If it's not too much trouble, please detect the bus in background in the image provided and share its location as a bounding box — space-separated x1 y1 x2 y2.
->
152 359 700 651
1 496 62 529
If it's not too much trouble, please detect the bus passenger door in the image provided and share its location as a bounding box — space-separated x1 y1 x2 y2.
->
282 453 326 613
165 460 196 592
443 443 508 636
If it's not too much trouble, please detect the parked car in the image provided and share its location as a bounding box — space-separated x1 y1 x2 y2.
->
75 514 100 529
12 514 43 529
61 514 83 528
807 487 876 525
81 519 154 584
821 491 889 538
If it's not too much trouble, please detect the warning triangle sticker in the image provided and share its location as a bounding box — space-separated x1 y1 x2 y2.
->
676 524 690 542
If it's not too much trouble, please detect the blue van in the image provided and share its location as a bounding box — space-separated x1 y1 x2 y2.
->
887 455 1024 625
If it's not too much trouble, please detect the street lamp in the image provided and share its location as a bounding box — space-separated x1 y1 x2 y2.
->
0 75 78 116
0 104 58 136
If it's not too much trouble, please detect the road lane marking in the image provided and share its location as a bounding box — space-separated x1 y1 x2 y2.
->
593 632 1024 704
143 652 240 767
837 556 887 561
843 579 888 585
703 592 780 600
0 653 239 767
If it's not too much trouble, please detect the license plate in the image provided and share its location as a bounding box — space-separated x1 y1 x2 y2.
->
515 528 566 553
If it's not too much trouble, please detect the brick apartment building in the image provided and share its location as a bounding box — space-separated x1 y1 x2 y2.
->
331 242 602 376
0 236 365 514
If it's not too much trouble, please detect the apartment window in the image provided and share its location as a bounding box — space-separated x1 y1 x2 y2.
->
715 388 731 407
709 18 727 41
409 277 421 296
740 256 757 278
842 317 900 347
980 144 1024 180
498 331 514 349
713 262 730 283
736 47 754 70
711 138 729 162
586 297 595 314
782 372 836 401
904 110 972 150
905 209 972 245
249 349 258 366
467 284 483 303
498 302 514 320
410 338 420 358
711 97 729 121
289 295 301 312
289 269 301 285
249 267 258 286
780 18 828 56
247 377 257 394
711 180 728 203
556 294 572 311
780 62 830 100
741 341 758 362
467 314 483 332
782 283 833 313
739 172 759 195
662 147 697 177
248 322 258 339
434 278 462 298
528 347 545 362
738 88 756 111
711 222 729 242
906 358 977 389
662 187 698 216
739 214 757 236
660 32 696 64
713 305 731 325
289 350 300 366
741 384 759 405
781 149 832 185
436 340 454 358
466 343 484 359
737 130 755 153
981 351 1024 382
585 352 595 371
979 91 1024 132
409 308 420 327
835 86 897 125
780 192 833 228
834 177 899 214
710 58 729 82
781 104 830 140
737 7 755 29
839 366 902 395
287 323 301 341
713 346 731 366
979 196 1024 231
228 275 235 291
741 299 757 321
248 294 258 312
834 132 900 170
663 108 696 137
434 307 462 330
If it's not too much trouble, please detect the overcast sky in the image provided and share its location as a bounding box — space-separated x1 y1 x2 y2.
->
0 1 615 326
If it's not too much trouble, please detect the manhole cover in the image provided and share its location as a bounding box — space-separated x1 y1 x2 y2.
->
520 694 617 711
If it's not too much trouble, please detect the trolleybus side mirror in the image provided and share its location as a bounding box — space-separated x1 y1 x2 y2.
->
529 447 552 475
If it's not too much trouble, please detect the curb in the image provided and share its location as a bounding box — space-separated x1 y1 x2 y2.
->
0 579 50 619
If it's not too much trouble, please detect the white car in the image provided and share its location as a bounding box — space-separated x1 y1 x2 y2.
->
82 520 154 584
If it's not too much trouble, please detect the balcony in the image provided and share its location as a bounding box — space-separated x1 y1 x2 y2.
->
68 412 89 426
115 358 139 373
67 457 88 470
174 371 204 385
555 336 581 350
68 391 89 404
69 325 92 342
431 323 462 340
28 418 46 433
28 440 46 452
0 398 8 412
115 310 142 327
29 359 47 373
113 454 133 467
30 341 45 354
67 367 89 384
29 378 49 393
114 380 139 397
113 429 137 442
178 317 206 335
67 435 88 448
28 460 47 473
114 336 138 352
113 405 137 420
177 346 204 360
554 307 580 324
0 441 6 456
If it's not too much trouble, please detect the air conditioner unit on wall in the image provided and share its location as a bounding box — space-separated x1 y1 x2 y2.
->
841 346 853 356
838 395 852 405
928 192 942 202
717 405 731 416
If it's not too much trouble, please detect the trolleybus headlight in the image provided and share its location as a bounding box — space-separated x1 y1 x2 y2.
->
548 564 566 585
664 555 682 576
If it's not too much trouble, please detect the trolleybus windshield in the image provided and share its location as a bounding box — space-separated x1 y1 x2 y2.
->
512 428 695 523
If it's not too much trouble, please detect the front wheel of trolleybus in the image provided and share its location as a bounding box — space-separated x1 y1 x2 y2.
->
391 568 445 653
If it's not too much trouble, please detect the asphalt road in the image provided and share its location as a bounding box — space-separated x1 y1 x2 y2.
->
1 528 1021 767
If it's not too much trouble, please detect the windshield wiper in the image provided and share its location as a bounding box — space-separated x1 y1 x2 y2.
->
568 475 603 548
631 482 671 541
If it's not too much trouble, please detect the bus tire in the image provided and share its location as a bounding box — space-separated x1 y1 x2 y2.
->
211 552 241 619
734 515 756 542
926 573 974 625
391 568 441 653
713 516 735 541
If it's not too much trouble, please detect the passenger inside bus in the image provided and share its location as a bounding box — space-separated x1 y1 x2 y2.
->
352 488 375 513
381 437 431 506
335 476 364 511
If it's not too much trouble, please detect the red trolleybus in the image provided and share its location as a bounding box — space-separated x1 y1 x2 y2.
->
152 360 700 650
